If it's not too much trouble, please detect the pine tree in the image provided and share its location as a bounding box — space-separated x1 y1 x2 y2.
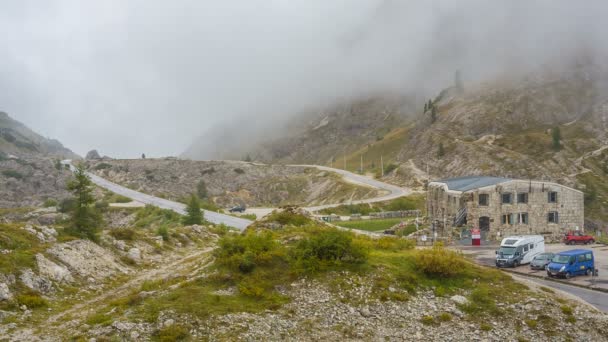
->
424 102 428 112
454 70 464 93
142 153 146 159
437 142 445 158
183 194 203 225
197 180 208 199
431 106 437 123
66 163 101 241
552 126 561 151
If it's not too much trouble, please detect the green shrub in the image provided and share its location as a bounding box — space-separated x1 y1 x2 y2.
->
480 323 493 331
565 315 576 324
94 163 112 171
157 225 170 241
561 305 573 315
85 312 113 326
267 211 311 227
43 198 58 208
216 231 283 274
110 228 136 241
157 324 190 341
421 315 435 325
2 170 24 180
95 201 109 211
414 245 466 277
290 228 367 273
17 292 48 308
233 168 245 174
384 164 398 174
374 237 415 251
438 312 452 322
525 319 538 329
58 198 76 213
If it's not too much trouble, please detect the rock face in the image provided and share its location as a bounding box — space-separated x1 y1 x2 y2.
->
19 269 53 294
47 240 130 280
36 254 73 283
0 283 12 301
85 150 101 160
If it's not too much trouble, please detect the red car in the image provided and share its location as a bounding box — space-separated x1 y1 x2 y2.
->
563 231 595 245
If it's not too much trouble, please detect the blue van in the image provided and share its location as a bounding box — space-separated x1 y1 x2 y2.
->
546 249 596 279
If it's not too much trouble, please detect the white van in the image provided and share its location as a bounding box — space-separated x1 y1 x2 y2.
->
495 235 545 268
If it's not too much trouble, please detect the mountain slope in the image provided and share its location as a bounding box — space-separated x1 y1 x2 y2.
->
193 62 608 225
0 112 78 159
0 112 76 207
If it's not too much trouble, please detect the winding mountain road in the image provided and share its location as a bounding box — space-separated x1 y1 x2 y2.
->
63 160 410 230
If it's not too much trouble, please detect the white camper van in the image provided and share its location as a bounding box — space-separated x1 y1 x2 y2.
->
495 235 545 268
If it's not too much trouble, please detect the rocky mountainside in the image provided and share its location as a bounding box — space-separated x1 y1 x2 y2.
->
0 112 77 160
87 159 381 208
198 62 608 225
182 94 418 164
0 113 77 208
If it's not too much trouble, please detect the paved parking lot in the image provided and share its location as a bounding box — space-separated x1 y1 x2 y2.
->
454 243 608 291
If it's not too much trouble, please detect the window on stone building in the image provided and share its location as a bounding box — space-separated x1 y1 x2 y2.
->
547 211 559 223
548 191 558 203
502 214 514 225
517 193 528 203
479 194 489 206
501 193 512 204
518 213 528 224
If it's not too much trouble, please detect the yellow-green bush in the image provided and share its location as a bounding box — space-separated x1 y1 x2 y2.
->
17 292 48 308
414 245 466 277
290 228 367 273
216 231 285 273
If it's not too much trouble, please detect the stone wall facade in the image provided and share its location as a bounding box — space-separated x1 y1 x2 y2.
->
427 180 584 241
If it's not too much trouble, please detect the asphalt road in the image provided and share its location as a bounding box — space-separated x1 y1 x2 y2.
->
63 161 411 230
296 165 413 212
516 275 608 313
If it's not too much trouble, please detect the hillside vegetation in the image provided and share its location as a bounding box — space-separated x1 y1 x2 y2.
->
86 159 381 208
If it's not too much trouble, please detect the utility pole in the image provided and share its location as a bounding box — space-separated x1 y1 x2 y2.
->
343 149 346 170
381 155 384 177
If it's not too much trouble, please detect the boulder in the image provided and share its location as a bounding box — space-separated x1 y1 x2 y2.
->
127 248 141 262
36 254 73 283
19 269 53 294
85 150 101 160
450 295 468 305
0 283 12 301
37 213 61 226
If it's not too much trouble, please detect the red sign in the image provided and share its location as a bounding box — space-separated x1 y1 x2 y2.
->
471 228 481 239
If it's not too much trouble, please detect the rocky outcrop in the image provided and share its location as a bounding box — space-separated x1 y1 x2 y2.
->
0 283 12 301
19 269 53 294
127 248 141 262
85 150 101 160
47 240 130 280
36 254 73 283
22 224 57 243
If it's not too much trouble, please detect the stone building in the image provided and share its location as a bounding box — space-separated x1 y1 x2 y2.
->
426 176 584 241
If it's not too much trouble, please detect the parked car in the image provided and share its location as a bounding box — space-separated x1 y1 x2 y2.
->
495 235 545 268
563 231 595 245
229 205 246 213
546 249 597 279
529 252 555 270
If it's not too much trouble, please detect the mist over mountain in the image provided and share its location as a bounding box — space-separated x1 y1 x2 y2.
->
1 1 607 157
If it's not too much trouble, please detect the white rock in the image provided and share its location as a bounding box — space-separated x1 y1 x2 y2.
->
114 240 127 251
450 295 468 305
36 254 73 283
0 283 12 301
164 319 175 327
19 269 53 294
127 248 141 262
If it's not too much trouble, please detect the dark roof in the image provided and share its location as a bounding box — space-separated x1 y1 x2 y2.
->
433 176 511 192
557 249 592 256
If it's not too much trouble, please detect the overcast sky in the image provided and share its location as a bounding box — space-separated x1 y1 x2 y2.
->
0 1 606 158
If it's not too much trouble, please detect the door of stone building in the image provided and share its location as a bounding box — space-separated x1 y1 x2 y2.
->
479 216 490 241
